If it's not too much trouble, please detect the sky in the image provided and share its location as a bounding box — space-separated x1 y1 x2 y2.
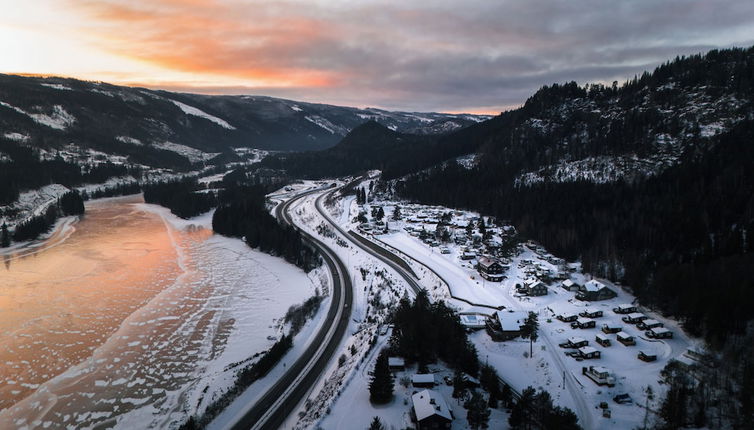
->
1 0 753 114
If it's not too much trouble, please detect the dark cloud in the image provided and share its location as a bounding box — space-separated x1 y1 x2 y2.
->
75 0 754 112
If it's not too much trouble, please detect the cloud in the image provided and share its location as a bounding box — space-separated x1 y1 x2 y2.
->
40 0 754 111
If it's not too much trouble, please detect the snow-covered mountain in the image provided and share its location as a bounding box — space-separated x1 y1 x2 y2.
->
0 73 488 164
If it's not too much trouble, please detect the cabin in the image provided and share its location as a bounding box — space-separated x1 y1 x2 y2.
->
461 250 476 260
579 309 603 318
577 280 617 301
595 333 611 347
582 366 615 387
459 314 487 331
388 357 405 372
560 279 581 291
525 281 548 296
557 313 578 323
616 331 636 346
559 336 589 348
477 256 505 282
602 323 622 334
412 374 436 388
578 346 601 359
637 319 663 330
613 304 637 314
411 390 453 430
622 313 648 324
486 310 527 341
571 318 596 329
638 351 658 362
646 327 673 339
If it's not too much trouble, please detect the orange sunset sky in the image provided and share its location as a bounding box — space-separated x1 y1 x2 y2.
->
2 0 753 113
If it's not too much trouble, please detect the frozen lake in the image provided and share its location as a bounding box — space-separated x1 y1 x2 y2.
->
0 195 316 428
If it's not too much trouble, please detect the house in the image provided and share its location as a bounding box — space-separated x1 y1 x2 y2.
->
477 256 505 281
486 310 527 341
616 331 636 346
577 346 601 359
582 366 616 387
638 351 658 362
637 319 663 330
412 374 436 388
559 336 589 348
613 304 637 314
459 314 487 330
622 312 648 324
557 313 578 322
571 318 596 329
561 279 580 292
602 323 622 334
388 357 405 371
411 390 453 430
579 309 603 318
525 281 548 296
461 250 476 260
646 327 673 339
595 333 611 347
577 280 617 301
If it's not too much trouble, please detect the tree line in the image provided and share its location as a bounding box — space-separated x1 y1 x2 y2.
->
212 184 320 271
142 178 217 219
6 190 85 244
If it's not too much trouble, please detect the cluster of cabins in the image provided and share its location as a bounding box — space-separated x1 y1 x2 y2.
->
553 303 674 365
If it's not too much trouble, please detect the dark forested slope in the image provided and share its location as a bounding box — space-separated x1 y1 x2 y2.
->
397 46 754 344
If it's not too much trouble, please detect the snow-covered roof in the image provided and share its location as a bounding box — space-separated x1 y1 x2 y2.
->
562 279 575 287
496 311 527 331
568 336 587 345
411 374 435 384
650 327 670 335
592 366 611 375
577 317 592 325
459 314 487 328
412 390 452 422
642 319 660 326
616 304 635 310
584 279 607 292
579 346 598 355
478 256 501 268
617 331 633 339
388 357 405 367
595 333 610 341
626 312 645 319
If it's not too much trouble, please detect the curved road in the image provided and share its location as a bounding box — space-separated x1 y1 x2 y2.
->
314 191 423 296
226 185 353 430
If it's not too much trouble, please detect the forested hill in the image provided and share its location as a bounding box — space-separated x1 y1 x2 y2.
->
257 116 498 180
396 46 754 344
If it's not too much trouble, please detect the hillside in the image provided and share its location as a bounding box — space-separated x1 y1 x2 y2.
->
258 116 496 180
0 73 486 216
396 46 754 344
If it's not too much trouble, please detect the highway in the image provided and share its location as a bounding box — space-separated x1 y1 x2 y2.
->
313 191 423 296
226 185 353 430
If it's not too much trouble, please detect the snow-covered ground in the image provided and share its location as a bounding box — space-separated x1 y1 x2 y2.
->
0 183 71 228
313 188 700 429
170 100 236 130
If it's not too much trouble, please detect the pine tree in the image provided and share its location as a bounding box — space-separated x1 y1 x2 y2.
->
452 370 466 398
464 391 491 429
1 223 10 248
369 349 393 404
392 205 402 220
521 312 539 357
368 416 385 430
